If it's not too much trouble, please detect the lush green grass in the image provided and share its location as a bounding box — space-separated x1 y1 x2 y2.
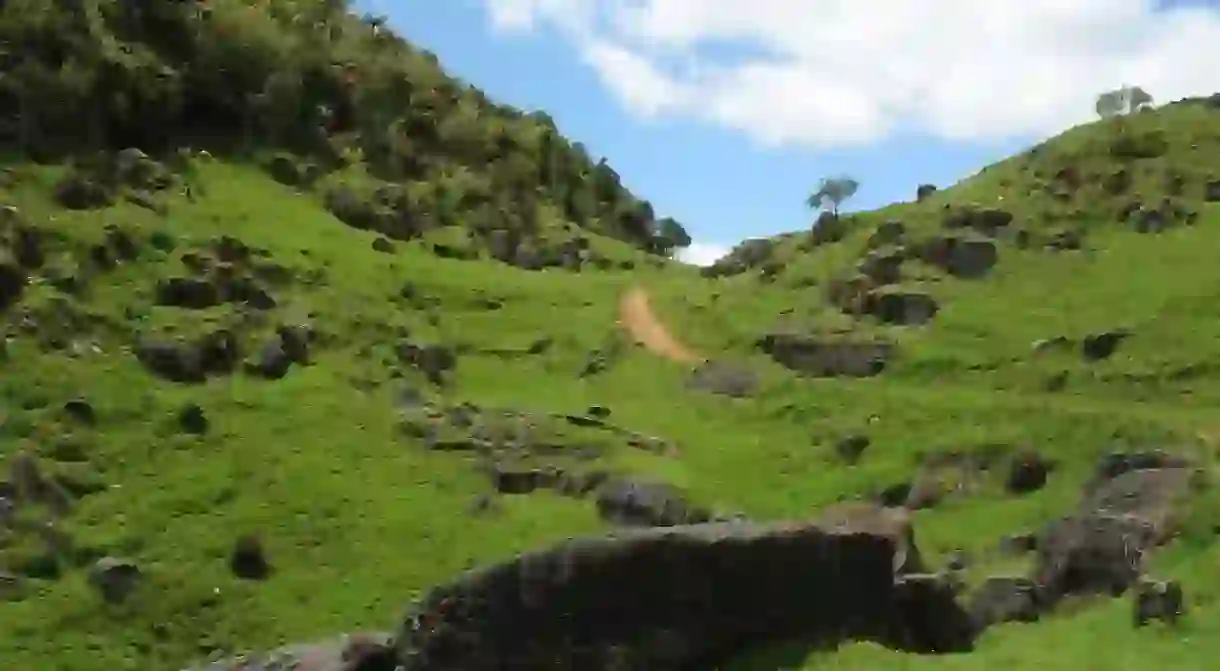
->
6 104 1220 670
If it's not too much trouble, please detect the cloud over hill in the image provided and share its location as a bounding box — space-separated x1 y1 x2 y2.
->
484 0 1220 147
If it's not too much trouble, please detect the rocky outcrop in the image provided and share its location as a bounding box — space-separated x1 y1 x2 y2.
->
686 359 759 398
1031 452 1193 607
395 511 973 670
914 235 998 279
864 290 938 325
757 332 895 378
941 207 1013 237
955 449 1197 636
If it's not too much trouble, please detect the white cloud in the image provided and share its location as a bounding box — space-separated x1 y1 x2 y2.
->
481 0 1220 147
676 242 730 267
484 0 598 36
581 39 693 116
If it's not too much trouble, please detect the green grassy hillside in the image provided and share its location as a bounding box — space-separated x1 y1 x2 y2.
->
4 2 1220 670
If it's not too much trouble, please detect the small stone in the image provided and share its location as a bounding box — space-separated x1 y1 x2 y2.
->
89 556 141 604
834 434 870 464
177 403 208 435
230 534 271 580
62 398 95 425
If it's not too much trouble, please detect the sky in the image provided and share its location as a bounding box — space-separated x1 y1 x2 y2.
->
355 0 1220 265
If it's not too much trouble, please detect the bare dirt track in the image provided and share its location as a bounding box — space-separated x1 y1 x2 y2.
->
618 287 704 364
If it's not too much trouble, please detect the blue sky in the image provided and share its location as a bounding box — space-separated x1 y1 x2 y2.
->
355 0 1220 264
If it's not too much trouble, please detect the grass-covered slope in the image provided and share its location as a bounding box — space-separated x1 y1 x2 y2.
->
646 96 1220 669
0 157 693 669
5 2 1220 669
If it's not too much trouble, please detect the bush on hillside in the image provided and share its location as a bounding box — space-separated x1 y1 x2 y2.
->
0 0 686 254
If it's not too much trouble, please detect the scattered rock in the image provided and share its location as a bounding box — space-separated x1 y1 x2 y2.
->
177 403 208 434
942 207 1013 237
491 465 560 494
594 477 710 527
230 534 271 580
1133 577 1184 627
686 360 759 398
104 225 139 261
89 556 141 604
0 253 26 310
917 235 999 279
877 482 913 508
555 470 610 498
199 329 241 374
61 398 95 426
372 237 395 254
562 413 603 428
219 275 276 309
867 220 906 247
9 224 44 269
903 449 1005 510
324 186 381 231
1204 180 1220 202
486 229 518 263
968 576 1040 631
133 330 240 383
135 338 206 383
264 153 318 188
998 532 1038 556
1044 229 1083 251
53 173 112 209
857 248 904 284
835 434 870 465
864 290 938 325
0 571 21 602
156 277 221 309
1005 450 1053 494
916 184 937 201
510 244 542 269
277 323 314 365
757 332 894 378
810 211 850 245
246 337 292 379
396 342 457 385
1103 168 1132 195
905 476 948 510
1082 329 1129 361
8 452 73 515
526 336 553 355
1031 336 1073 356
1110 129 1168 160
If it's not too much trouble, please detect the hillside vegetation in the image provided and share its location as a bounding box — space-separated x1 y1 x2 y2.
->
3 2 1220 670
0 0 690 262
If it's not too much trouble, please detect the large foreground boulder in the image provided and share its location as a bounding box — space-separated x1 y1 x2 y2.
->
395 513 973 670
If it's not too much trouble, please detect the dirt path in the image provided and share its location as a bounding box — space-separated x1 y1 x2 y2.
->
618 287 704 364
